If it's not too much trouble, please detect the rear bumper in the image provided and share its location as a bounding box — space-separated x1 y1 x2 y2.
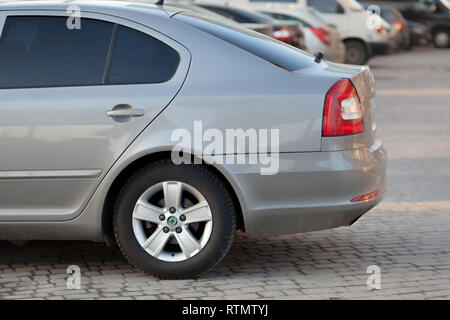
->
221 143 387 237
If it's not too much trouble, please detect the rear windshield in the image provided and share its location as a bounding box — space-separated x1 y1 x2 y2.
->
173 11 314 71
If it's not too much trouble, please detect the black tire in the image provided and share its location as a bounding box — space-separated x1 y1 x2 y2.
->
113 160 237 279
432 29 450 48
344 40 368 65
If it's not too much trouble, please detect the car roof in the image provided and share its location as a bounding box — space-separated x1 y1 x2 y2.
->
0 0 183 17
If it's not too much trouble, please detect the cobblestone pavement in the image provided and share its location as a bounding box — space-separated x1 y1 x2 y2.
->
1 47 450 300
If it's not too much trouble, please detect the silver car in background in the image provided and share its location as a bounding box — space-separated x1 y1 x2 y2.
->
197 1 275 36
259 6 346 62
196 1 305 47
0 0 386 278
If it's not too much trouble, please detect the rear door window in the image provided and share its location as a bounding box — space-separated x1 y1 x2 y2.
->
0 16 113 88
0 16 180 89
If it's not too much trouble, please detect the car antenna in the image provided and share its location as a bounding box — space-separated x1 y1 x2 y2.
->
155 0 164 5
314 51 324 63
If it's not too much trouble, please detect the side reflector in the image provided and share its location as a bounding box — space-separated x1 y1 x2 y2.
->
351 191 378 202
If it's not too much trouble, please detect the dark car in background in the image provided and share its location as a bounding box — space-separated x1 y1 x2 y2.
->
362 0 450 47
381 5 412 49
401 0 450 47
407 19 432 46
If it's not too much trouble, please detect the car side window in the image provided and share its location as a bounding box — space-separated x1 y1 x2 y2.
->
107 25 180 85
0 16 180 89
0 16 114 88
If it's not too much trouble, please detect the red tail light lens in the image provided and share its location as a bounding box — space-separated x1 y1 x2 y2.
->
310 27 331 46
322 79 364 137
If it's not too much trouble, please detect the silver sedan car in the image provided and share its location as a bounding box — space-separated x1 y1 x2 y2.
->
0 0 386 278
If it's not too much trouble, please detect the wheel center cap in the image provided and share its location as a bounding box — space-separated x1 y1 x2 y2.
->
167 216 178 227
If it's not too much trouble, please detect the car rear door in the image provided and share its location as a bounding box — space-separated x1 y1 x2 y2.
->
0 11 190 222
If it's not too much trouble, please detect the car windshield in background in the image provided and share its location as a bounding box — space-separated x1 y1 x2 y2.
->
173 11 314 71
308 0 363 12
249 0 297 2
199 5 270 24
341 0 364 11
307 0 343 13
309 8 332 24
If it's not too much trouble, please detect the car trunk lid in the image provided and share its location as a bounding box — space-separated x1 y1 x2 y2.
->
293 62 378 151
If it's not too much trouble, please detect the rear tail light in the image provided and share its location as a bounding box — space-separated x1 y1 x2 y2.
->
310 27 331 46
394 21 403 31
322 79 364 137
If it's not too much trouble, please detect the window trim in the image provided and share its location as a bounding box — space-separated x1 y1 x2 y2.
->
0 12 182 90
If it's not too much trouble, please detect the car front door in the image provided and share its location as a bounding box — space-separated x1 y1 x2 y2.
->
0 11 190 221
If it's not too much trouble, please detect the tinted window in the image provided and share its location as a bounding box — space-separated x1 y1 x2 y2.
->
174 12 314 71
108 26 180 84
0 16 113 88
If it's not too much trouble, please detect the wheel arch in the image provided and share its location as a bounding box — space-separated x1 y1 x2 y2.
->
101 151 247 246
430 24 450 34
431 25 450 48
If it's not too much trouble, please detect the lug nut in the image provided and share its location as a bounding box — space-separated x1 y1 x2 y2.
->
176 227 182 233
180 215 186 221
163 227 170 233
159 214 165 221
169 207 176 214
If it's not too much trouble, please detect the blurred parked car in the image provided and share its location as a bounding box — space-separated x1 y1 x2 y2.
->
401 0 450 47
363 4 412 50
361 0 450 47
258 7 346 63
306 0 395 63
407 19 432 46
230 0 394 64
197 3 305 48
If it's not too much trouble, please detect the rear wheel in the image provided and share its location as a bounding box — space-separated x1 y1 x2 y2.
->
344 40 368 65
433 29 450 48
113 160 237 278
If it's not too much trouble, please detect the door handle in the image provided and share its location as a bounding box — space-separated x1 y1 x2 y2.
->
106 104 144 122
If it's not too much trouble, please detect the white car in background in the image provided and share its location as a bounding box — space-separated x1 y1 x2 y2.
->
306 0 394 63
229 0 394 64
258 6 346 63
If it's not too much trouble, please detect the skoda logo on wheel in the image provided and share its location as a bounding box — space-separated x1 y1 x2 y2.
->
167 216 178 227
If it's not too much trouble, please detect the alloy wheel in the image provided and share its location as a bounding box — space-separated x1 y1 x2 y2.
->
131 181 213 262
